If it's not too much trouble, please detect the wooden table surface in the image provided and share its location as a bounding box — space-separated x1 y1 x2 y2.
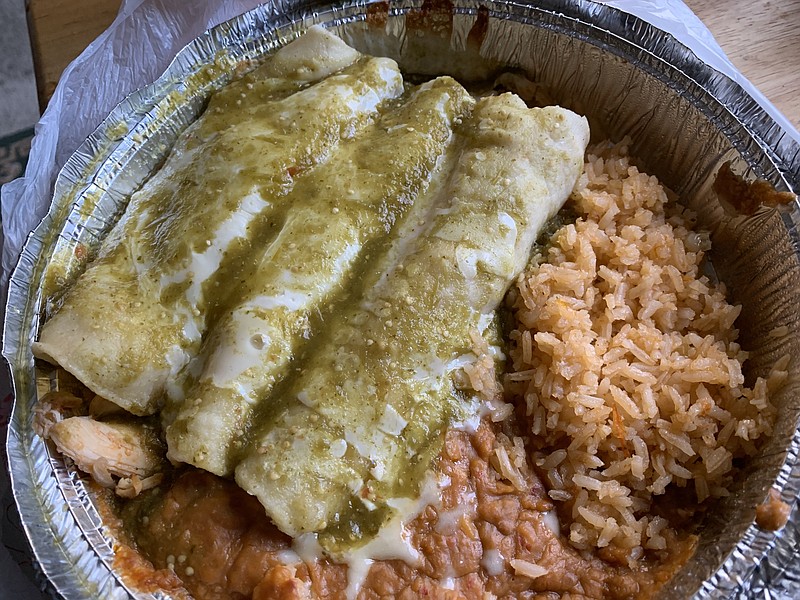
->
26 0 800 129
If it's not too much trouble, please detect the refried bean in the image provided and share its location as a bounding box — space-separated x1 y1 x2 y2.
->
117 420 695 599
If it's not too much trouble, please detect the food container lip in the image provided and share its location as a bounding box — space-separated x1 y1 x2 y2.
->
4 1 800 599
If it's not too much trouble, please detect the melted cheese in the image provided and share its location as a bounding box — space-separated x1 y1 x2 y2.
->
34 28 398 416
166 76 473 475
282 473 443 600
235 94 589 545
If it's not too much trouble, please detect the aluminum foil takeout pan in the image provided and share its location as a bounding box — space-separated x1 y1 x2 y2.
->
4 0 800 598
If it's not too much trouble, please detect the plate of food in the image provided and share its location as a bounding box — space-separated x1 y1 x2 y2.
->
4 1 800 598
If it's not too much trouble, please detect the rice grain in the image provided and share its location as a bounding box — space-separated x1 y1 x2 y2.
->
506 141 778 559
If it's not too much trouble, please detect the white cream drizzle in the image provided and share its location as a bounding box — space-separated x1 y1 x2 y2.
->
205 314 276 388
296 390 315 408
285 473 444 600
476 312 494 334
411 356 448 383
292 532 325 564
339 425 401 484
276 548 301 565
342 473 442 600
451 394 515 433
156 57 401 367
157 188 270 345
481 548 506 576
250 290 313 311
329 438 347 458
451 401 482 433
162 345 190 404
497 211 517 247
455 245 513 282
160 188 268 305
378 404 408 436
204 238 360 389
434 491 476 534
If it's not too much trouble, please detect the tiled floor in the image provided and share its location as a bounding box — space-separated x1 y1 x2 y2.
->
0 0 38 186
0 126 33 185
0 0 39 138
